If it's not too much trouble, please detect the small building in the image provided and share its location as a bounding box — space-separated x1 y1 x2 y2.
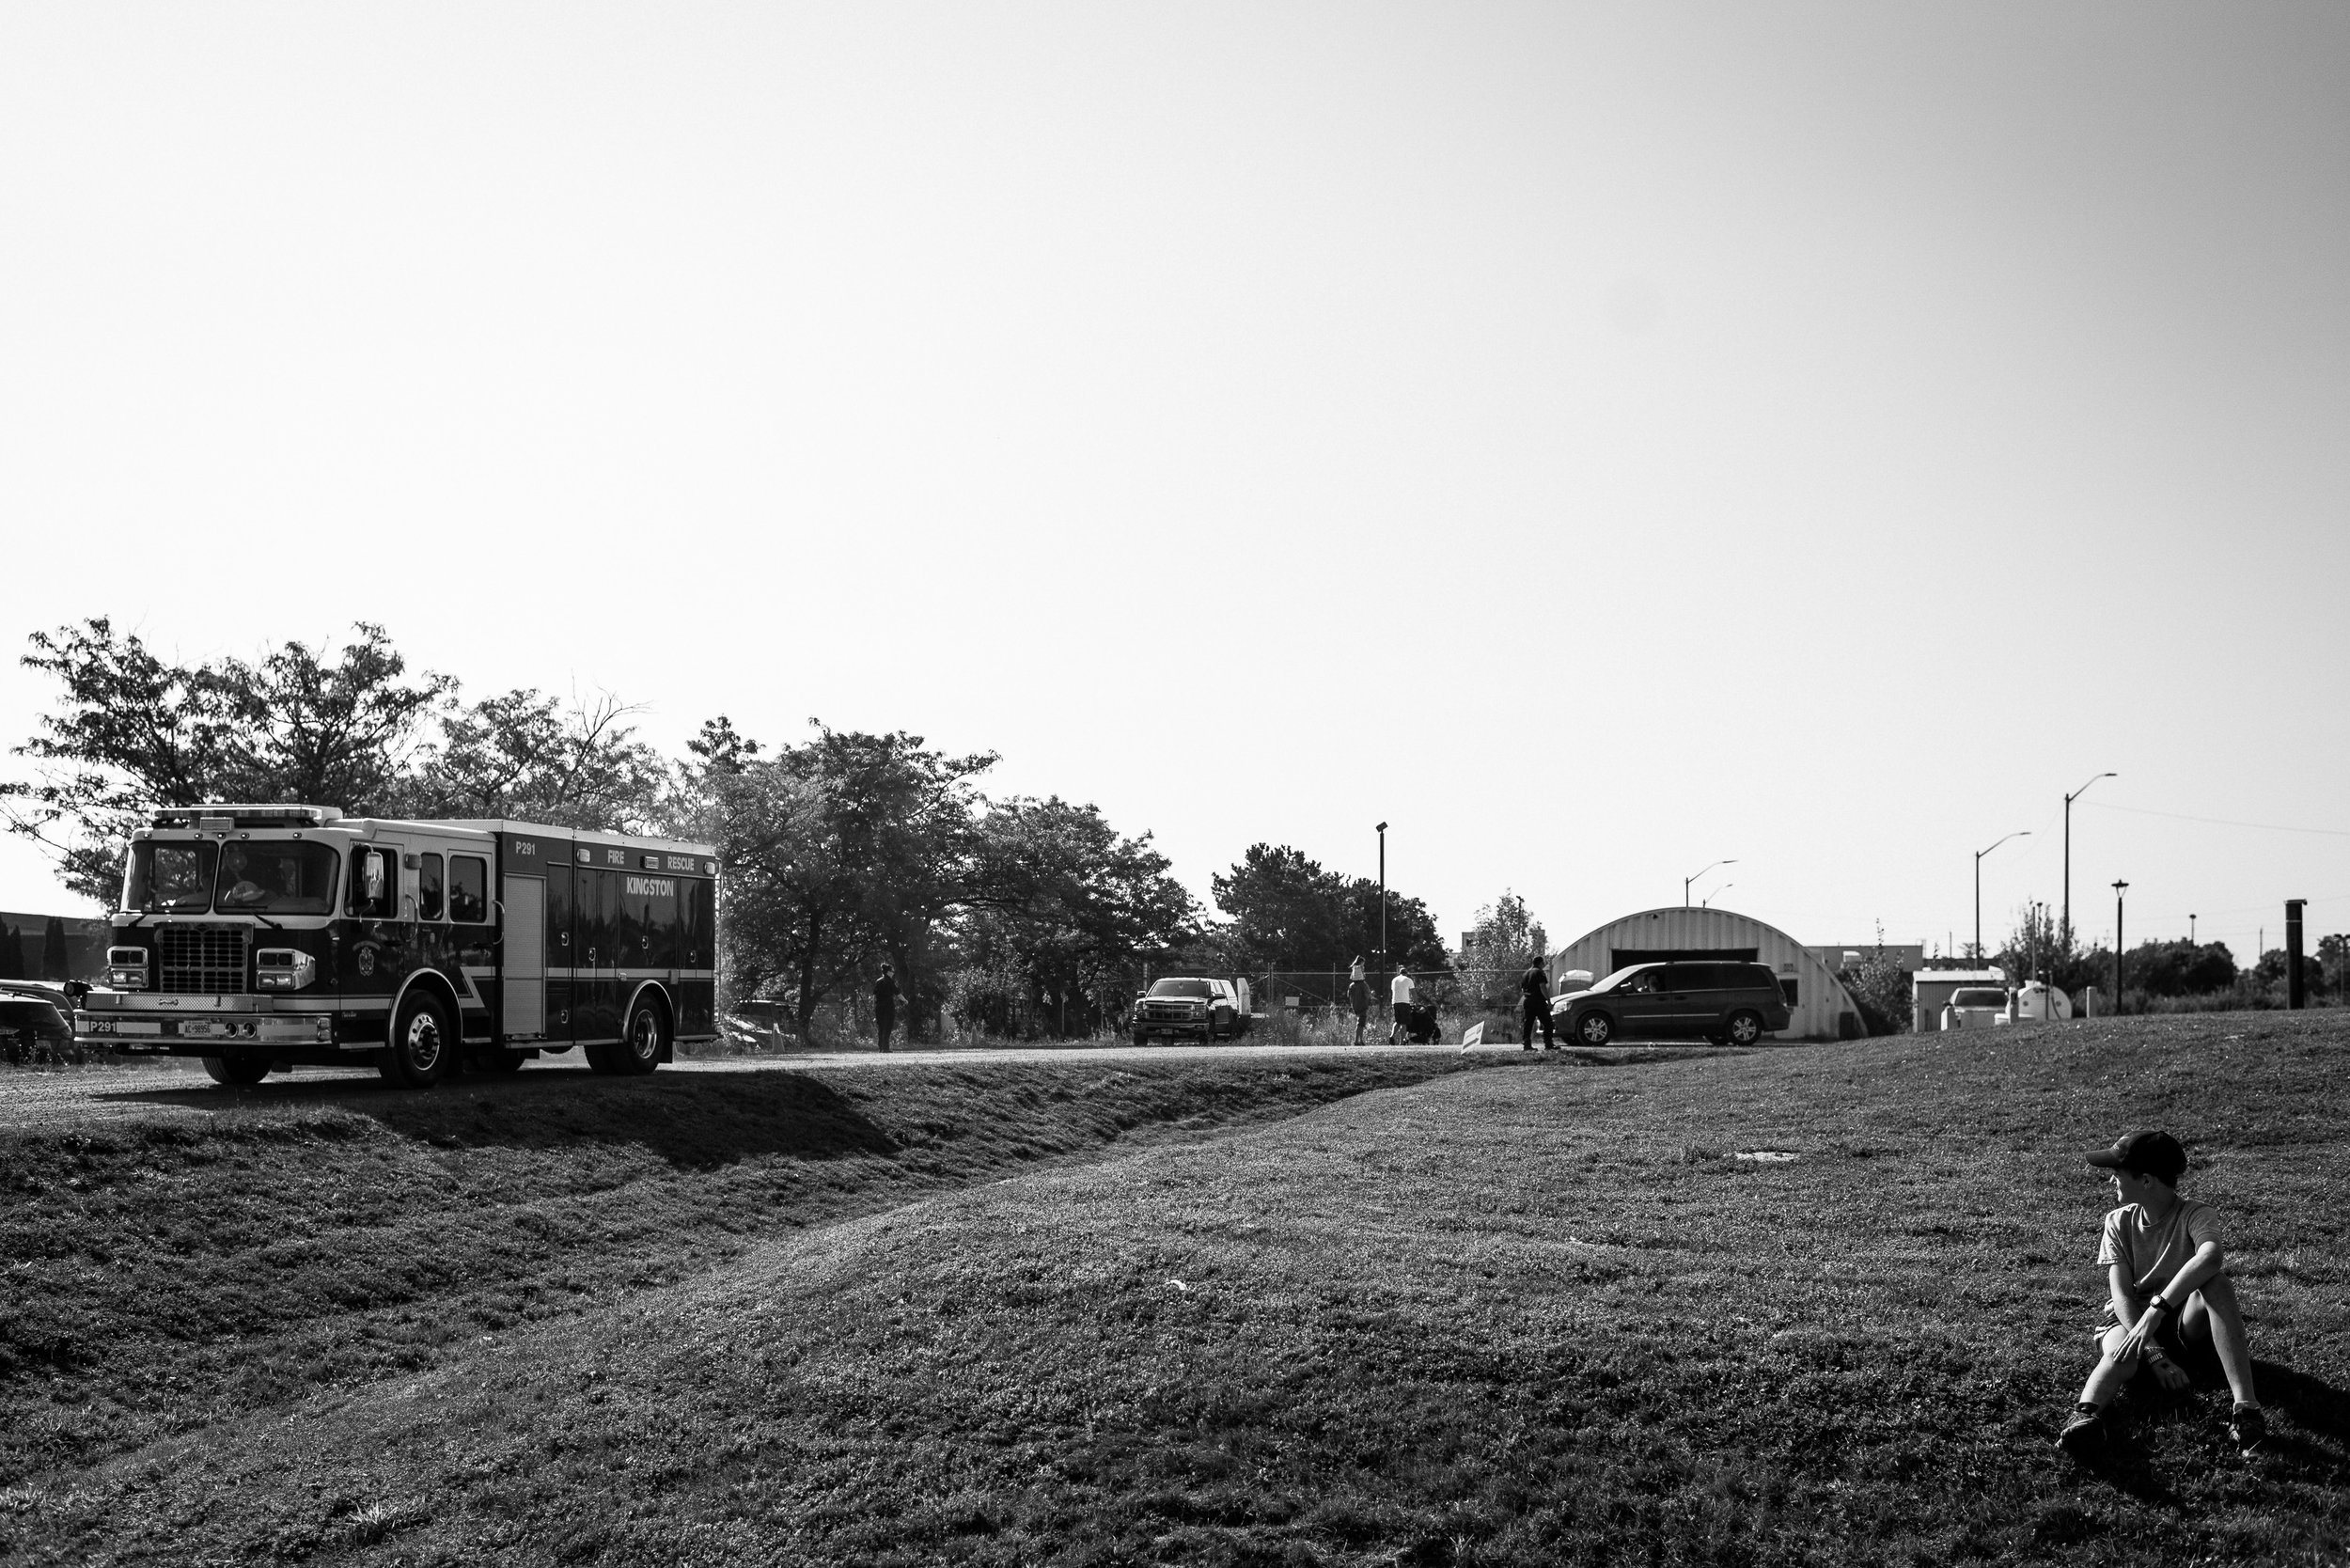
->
1547 906 1865 1041
1911 968 2008 1033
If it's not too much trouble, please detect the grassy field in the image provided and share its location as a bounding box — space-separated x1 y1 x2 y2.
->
0 1052 1499 1498
5 1020 2348 1565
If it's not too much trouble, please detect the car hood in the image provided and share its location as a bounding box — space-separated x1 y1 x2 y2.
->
1553 988 1599 1005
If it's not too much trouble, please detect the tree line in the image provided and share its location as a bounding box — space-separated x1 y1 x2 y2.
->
5 621 1489 1041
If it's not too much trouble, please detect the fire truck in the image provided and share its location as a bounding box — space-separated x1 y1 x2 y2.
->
77 804 719 1087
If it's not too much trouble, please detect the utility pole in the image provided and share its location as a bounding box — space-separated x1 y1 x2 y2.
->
1975 832 2029 963
2064 772 2117 952
2189 913 2197 946
2112 881 2128 1015
1375 822 1388 974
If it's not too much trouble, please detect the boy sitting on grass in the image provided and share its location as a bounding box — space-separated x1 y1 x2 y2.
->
2057 1129 2265 1457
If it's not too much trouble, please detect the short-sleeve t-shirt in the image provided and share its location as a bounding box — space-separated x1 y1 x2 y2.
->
2097 1198 2222 1295
1390 973 1416 1005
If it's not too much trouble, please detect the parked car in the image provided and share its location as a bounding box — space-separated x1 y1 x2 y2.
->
1551 961 1793 1046
1940 986 2013 1030
1132 977 1249 1044
0 995 75 1063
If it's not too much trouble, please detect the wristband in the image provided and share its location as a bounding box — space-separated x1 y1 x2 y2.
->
2143 1297 2171 1318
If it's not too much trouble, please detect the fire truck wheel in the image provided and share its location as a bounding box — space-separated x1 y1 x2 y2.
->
202 1053 270 1087
384 994 454 1088
620 999 667 1074
584 1043 623 1074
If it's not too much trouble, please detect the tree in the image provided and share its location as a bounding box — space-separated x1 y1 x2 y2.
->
708 722 994 1042
39 917 70 981
1207 844 1449 975
1210 845 1354 971
2122 940 2237 997
1455 891 1546 1005
393 689 667 833
7 620 452 903
7 619 252 902
1995 904 2107 996
1838 922 1914 1034
212 626 455 808
963 795 1196 1036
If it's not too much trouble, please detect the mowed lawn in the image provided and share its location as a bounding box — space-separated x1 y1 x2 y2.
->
9 1019 2350 1566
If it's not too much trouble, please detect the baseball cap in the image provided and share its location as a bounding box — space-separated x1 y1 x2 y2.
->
2085 1129 2187 1184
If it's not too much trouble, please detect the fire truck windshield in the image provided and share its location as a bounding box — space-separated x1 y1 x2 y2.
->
213 841 339 914
125 841 218 912
124 839 339 915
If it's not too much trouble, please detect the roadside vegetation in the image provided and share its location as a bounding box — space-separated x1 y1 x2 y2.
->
6 1016 2345 1565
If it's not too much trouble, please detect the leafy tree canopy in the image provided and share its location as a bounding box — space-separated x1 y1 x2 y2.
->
7 619 662 903
1209 842 1447 974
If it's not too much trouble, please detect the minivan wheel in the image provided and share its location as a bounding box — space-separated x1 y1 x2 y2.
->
1575 1011 1613 1046
1724 1010 1763 1046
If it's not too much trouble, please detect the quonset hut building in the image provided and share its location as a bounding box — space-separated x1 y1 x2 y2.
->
1546 906 1865 1041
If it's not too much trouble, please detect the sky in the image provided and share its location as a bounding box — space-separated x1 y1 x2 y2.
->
3 1 2346 964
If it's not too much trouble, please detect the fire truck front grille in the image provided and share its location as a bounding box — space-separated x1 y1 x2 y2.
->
158 926 249 995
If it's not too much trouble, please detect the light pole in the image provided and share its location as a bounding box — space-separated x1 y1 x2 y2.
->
2112 881 2128 1014
1375 822 1388 974
1975 831 2029 963
2189 913 2197 946
1684 859 1736 908
2064 772 2117 950
1701 884 1733 910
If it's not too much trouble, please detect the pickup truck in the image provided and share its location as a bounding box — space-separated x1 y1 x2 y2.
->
1131 977 1252 1044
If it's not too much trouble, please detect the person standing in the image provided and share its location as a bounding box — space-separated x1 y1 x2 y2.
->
1519 960 1554 1051
1348 955 1371 1044
873 964 899 1052
1388 964 1416 1045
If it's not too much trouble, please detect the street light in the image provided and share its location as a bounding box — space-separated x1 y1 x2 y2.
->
2112 880 2129 1015
2189 913 2197 946
1975 831 2029 963
1684 859 1736 908
2064 772 2117 949
1375 823 1388 973
1701 884 1733 909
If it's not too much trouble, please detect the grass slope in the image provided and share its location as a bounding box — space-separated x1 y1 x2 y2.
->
0 1053 1500 1497
9 1019 2350 1566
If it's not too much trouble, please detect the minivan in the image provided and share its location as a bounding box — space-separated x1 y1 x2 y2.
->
1551 961 1794 1045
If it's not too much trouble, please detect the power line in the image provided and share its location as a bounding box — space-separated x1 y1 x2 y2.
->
2081 802 2350 839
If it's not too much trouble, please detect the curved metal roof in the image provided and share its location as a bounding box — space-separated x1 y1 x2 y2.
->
1547 905 1864 1042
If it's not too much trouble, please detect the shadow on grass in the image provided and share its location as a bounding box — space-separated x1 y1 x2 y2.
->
86 1066 904 1167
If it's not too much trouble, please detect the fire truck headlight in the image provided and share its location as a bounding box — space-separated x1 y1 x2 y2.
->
256 949 318 991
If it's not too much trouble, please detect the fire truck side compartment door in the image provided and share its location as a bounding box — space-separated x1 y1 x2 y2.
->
501 874 546 1037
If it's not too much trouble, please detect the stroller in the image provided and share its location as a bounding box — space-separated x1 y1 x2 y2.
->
1392 1000 1440 1045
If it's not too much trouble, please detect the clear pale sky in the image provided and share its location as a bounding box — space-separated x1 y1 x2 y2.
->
4 2 2345 964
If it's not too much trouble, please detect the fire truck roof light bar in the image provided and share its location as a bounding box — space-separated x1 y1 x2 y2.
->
149 805 342 829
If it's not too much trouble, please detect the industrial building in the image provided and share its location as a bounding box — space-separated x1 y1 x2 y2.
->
1547 906 1866 1041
